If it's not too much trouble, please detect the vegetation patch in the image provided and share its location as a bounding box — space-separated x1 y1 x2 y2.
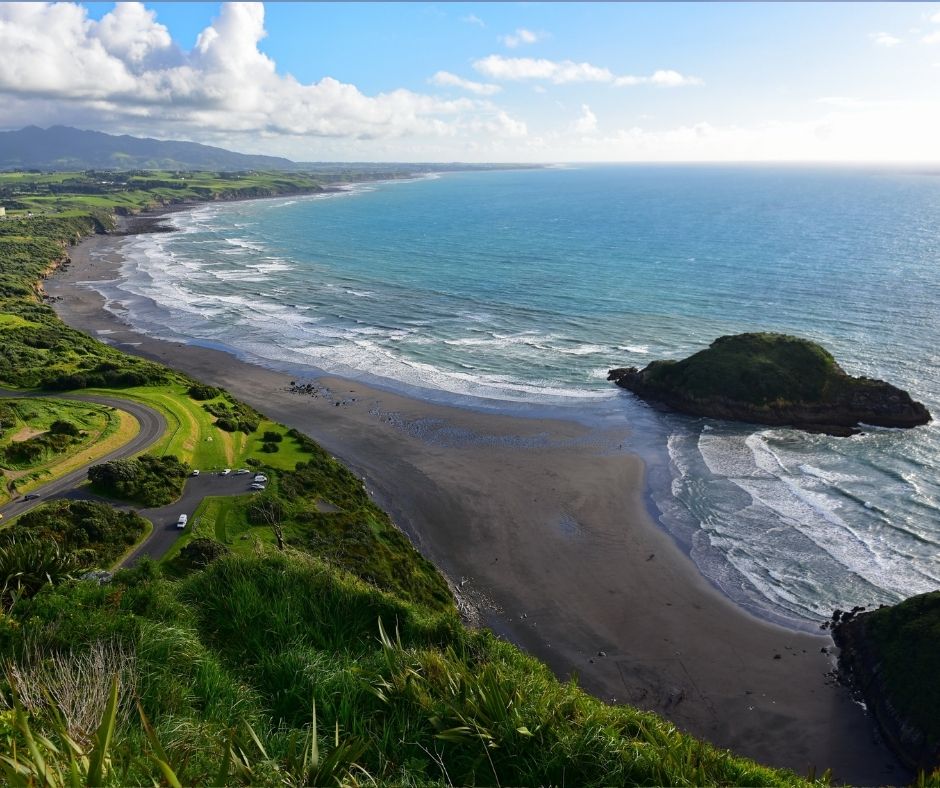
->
88 454 188 507
3 500 148 569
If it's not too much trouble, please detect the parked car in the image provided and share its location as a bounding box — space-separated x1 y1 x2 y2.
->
24 493 40 501
221 468 231 476
191 469 200 476
253 474 268 483
235 468 250 475
249 483 266 491
176 514 188 529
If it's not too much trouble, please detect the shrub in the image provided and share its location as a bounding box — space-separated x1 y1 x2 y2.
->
261 441 279 453
88 455 188 507
49 419 80 436
262 431 283 443
188 383 222 401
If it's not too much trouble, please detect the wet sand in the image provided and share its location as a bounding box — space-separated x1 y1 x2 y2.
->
45 222 905 784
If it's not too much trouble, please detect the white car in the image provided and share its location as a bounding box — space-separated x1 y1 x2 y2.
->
191 469 200 477
253 474 267 483
250 483 266 491
235 468 250 475
221 468 231 476
176 514 188 529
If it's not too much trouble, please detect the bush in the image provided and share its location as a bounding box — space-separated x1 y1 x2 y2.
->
262 431 283 443
188 384 222 401
88 455 188 507
179 537 229 569
5 500 148 568
261 441 279 453
49 419 80 436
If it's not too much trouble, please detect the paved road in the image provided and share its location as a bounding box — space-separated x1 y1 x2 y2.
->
122 472 260 567
0 389 167 521
0 389 267 568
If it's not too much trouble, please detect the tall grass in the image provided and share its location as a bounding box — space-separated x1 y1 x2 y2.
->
2 550 816 786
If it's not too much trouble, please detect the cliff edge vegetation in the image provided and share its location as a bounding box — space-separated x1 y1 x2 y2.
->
832 591 940 773
608 332 931 435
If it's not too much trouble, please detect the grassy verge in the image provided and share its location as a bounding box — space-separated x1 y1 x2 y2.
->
0 398 138 502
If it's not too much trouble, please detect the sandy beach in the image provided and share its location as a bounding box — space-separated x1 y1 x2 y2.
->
44 219 905 784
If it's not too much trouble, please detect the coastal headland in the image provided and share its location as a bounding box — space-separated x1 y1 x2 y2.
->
45 211 906 784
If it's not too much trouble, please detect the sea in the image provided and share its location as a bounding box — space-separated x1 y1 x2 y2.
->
91 165 940 630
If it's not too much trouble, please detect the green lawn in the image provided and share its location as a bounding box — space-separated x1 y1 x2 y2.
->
85 385 315 471
0 397 135 502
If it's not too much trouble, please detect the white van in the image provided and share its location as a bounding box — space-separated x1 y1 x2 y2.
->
176 514 188 529
253 474 268 483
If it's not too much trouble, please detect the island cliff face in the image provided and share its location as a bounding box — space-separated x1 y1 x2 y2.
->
608 333 931 436
831 592 940 773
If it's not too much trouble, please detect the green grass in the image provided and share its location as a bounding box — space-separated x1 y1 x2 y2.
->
0 397 130 503
0 550 817 787
638 332 848 406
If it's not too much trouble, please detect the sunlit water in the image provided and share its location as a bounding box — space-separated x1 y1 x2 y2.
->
90 166 940 628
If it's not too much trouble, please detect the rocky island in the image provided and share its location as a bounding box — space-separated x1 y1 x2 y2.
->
608 332 931 436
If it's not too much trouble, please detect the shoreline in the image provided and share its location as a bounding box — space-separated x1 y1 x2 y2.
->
45 214 905 783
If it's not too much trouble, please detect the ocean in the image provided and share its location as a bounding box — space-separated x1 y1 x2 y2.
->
92 165 940 629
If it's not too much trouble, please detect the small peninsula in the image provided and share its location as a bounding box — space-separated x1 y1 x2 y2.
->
608 332 932 435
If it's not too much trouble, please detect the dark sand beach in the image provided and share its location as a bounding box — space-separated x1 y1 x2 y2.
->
45 218 906 784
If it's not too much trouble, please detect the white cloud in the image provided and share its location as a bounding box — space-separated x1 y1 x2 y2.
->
430 71 501 96
474 55 612 83
615 69 703 87
500 28 544 48
474 55 701 88
870 31 902 47
573 104 597 134
923 30 940 45
0 2 527 147
930 11 940 24
461 14 485 28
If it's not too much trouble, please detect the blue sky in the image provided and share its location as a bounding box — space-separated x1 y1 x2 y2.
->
3 2 940 161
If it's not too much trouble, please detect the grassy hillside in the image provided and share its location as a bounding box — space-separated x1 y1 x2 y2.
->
0 174 822 785
638 333 846 406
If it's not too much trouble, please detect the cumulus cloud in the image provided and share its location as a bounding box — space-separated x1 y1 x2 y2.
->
573 104 597 134
0 2 525 147
923 30 940 45
461 14 485 28
870 31 902 47
930 11 940 24
501 28 544 48
430 71 501 96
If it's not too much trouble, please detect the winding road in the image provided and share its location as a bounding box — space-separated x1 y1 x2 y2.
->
0 389 254 566
0 389 167 521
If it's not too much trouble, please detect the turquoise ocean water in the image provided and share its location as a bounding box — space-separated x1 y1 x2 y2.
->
93 166 940 628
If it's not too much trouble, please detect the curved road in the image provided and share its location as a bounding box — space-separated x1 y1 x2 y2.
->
0 389 167 521
0 388 263 568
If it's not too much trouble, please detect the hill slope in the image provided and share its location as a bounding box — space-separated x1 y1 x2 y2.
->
0 125 296 171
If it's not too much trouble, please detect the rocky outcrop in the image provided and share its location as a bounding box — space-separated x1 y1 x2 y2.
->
608 333 931 436
832 593 940 773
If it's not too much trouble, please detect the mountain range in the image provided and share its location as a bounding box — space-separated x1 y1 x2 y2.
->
0 126 297 171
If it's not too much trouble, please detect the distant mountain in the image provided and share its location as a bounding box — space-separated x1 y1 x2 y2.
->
0 126 297 171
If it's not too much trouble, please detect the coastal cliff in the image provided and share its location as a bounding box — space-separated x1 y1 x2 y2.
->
608 333 931 435
831 592 940 772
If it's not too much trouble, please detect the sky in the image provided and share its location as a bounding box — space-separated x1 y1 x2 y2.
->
1 2 939 163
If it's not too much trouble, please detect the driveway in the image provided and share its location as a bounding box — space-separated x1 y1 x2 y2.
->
121 472 262 566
